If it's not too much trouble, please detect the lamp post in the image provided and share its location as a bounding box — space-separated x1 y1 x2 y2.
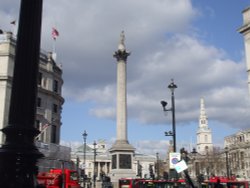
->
156 152 160 179
0 0 43 187
161 79 177 152
93 141 97 188
161 79 178 181
82 130 88 188
191 148 198 177
225 147 230 178
76 156 80 179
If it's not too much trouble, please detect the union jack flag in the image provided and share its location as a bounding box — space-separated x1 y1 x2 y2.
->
52 27 59 40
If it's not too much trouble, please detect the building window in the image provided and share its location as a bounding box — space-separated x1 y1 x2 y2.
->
38 72 42 85
37 97 42 107
51 125 57 143
35 120 40 130
53 104 58 113
43 77 47 88
205 135 208 142
205 146 209 153
53 80 58 92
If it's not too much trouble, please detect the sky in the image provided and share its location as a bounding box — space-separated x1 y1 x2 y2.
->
1 0 250 158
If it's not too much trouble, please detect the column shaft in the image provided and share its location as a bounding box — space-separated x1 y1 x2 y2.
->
116 60 127 141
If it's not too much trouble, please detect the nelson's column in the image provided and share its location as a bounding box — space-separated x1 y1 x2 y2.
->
109 31 136 184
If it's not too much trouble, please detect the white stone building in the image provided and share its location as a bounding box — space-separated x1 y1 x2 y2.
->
71 140 156 182
224 129 250 180
0 31 68 171
239 6 250 95
0 31 64 145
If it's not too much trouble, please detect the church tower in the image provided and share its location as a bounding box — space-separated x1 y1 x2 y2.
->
196 98 213 154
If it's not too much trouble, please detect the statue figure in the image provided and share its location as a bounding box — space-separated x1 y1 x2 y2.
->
118 30 126 51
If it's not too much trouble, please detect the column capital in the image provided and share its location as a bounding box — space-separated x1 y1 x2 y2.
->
113 50 130 62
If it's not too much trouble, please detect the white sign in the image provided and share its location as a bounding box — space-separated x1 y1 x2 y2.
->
169 152 181 169
174 160 188 173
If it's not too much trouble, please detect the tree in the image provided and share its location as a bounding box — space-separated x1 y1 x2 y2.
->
190 147 225 178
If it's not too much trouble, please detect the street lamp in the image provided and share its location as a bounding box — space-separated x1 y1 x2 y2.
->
0 0 43 187
93 141 97 188
225 147 230 178
156 152 160 179
190 148 198 177
82 130 88 188
76 156 80 179
161 79 177 152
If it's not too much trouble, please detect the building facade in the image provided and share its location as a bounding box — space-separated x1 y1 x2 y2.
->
239 6 250 95
0 31 64 145
71 140 156 184
224 129 250 180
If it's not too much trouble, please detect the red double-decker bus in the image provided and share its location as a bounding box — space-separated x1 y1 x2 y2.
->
119 178 187 188
202 176 249 188
37 168 80 188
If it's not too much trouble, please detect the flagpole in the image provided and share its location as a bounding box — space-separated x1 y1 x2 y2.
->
53 38 56 53
52 27 59 61
52 39 57 61
35 123 50 140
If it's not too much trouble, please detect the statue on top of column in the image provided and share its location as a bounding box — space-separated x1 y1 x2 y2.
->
118 30 126 51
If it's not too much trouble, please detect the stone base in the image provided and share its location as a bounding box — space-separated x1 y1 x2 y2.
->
109 140 136 186
109 140 135 152
110 169 137 184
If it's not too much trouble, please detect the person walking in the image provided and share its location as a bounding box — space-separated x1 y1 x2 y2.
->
214 179 223 188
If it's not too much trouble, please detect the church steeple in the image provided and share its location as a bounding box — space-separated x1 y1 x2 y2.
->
196 98 213 154
199 97 208 129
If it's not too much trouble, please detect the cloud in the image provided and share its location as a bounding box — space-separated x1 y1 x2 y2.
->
1 0 249 139
133 140 180 159
42 0 250 130
87 34 249 129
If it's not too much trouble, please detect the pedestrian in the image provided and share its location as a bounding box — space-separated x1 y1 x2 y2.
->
214 179 223 188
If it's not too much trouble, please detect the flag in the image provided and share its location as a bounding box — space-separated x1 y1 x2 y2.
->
10 20 16 25
35 123 50 140
52 27 59 40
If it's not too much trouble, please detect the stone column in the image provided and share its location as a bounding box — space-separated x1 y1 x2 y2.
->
239 7 250 95
109 31 136 185
113 31 130 144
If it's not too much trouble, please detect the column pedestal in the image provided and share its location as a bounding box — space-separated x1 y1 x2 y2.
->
109 141 136 183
